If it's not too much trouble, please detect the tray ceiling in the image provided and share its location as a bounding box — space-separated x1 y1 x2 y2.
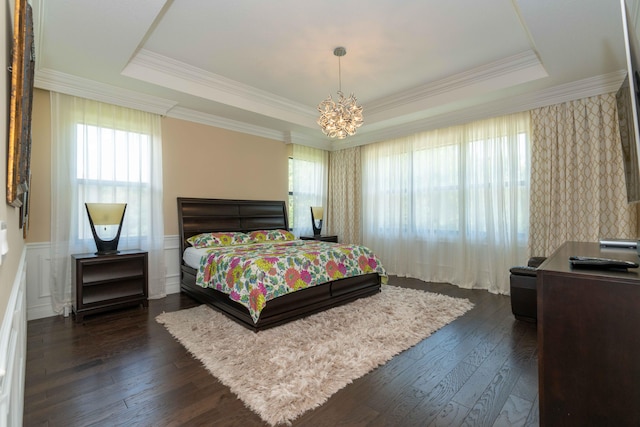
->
32 0 636 149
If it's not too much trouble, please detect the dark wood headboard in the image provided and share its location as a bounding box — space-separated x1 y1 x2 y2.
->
177 197 289 258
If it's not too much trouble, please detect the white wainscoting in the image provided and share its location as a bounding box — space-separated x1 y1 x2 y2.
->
164 235 181 295
25 235 182 320
0 248 27 427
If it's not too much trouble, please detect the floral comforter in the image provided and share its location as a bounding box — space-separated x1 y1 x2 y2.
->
195 240 387 323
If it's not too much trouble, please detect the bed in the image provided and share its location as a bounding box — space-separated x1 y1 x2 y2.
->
178 197 385 331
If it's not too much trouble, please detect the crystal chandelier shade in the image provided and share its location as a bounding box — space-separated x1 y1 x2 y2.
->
317 47 364 139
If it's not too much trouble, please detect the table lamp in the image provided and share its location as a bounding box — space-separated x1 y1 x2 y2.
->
85 203 127 255
311 206 323 236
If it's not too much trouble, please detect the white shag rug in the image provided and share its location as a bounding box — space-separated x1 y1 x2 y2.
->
156 285 474 426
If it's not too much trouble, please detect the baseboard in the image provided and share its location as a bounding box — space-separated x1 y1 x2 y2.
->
165 273 181 295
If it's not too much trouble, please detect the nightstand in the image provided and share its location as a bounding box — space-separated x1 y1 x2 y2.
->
300 235 338 243
72 250 148 322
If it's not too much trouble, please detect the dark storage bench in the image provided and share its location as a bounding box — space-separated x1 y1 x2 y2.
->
509 256 546 323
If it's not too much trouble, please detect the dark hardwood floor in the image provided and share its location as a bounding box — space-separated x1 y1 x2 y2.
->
24 277 538 426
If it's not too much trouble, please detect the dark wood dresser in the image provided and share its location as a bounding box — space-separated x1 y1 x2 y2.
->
72 250 148 322
537 241 640 425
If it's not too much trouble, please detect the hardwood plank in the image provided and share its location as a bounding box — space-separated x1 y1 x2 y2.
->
510 350 538 403
524 393 540 427
296 391 383 426
494 394 534 427
429 401 472 427
398 361 478 426
460 363 523 426
23 276 539 426
356 289 513 416
453 363 502 410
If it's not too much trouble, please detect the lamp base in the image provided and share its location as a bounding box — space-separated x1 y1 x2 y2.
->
86 202 126 258
93 237 121 256
95 249 120 256
312 220 323 236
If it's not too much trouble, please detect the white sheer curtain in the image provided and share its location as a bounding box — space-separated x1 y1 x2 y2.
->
49 92 166 314
362 112 530 294
291 144 328 237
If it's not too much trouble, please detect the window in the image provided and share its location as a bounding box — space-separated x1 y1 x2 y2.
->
50 92 166 311
75 124 152 241
361 112 530 294
289 145 328 236
412 144 460 236
363 128 529 242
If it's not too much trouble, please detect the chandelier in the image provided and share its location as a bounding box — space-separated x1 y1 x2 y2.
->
317 47 364 139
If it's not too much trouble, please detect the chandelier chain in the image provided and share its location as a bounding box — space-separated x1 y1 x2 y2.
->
338 55 342 93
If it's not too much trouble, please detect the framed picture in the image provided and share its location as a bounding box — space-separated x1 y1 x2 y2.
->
7 0 35 225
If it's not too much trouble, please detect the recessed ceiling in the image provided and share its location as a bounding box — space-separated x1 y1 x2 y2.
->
32 0 636 149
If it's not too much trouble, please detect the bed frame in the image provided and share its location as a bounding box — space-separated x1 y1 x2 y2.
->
177 197 381 331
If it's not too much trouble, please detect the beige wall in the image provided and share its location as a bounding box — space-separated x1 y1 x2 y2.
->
1 0 26 317
162 117 288 235
26 90 289 242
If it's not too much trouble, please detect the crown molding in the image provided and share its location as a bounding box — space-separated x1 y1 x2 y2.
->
32 64 626 152
333 70 626 150
515 69 626 109
365 50 546 117
34 68 178 115
122 49 318 127
167 108 329 147
166 106 286 142
32 68 327 145
285 131 330 150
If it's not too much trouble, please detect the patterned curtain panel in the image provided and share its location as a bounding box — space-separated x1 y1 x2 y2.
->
327 146 362 244
529 92 639 256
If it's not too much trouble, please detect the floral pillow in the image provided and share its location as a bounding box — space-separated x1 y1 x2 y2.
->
187 231 251 248
249 229 296 243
